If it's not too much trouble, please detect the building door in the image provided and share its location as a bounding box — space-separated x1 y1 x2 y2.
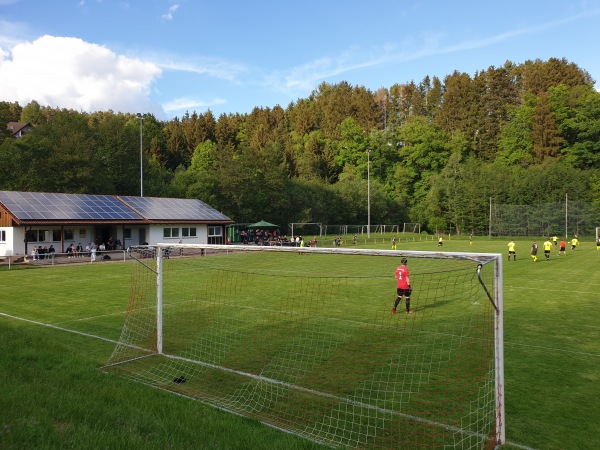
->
139 228 146 245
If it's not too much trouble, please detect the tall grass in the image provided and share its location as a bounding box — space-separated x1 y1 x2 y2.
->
1 236 599 449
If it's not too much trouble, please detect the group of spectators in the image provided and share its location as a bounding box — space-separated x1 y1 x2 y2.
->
30 245 56 260
30 236 122 261
240 228 281 245
238 229 318 247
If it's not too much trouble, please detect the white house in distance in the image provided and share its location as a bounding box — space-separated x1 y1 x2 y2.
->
0 190 233 258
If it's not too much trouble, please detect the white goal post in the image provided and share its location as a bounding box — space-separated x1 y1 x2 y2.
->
105 244 505 449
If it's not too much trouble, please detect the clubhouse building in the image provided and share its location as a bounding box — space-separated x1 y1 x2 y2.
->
0 190 233 258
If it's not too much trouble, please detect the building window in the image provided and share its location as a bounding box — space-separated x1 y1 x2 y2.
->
124 228 131 239
79 229 87 238
64 229 74 240
52 230 61 242
163 227 180 238
0 230 5 242
181 227 197 238
26 230 46 242
208 226 222 237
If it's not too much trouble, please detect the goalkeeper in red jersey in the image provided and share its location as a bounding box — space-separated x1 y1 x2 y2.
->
393 258 413 314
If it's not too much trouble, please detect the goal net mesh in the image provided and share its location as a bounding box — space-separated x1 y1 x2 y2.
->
104 245 502 449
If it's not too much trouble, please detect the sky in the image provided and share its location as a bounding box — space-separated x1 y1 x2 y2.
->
1 0 600 121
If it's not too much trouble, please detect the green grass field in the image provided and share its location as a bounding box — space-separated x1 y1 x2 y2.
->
1 236 599 449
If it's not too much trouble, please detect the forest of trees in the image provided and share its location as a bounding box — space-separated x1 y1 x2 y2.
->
1 57 599 234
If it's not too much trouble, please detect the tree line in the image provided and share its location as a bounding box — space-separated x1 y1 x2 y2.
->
1 57 599 234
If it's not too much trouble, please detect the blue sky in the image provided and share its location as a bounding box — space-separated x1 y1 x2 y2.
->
1 0 599 121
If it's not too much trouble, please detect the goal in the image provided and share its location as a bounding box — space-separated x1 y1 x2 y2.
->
104 244 505 449
289 222 323 238
403 222 421 235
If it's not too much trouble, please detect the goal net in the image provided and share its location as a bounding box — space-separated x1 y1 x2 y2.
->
104 244 505 449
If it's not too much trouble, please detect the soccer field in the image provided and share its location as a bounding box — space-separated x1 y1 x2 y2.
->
1 237 599 449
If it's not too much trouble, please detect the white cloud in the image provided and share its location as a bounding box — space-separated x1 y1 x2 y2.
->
155 55 248 82
0 35 165 117
163 96 226 113
162 4 180 21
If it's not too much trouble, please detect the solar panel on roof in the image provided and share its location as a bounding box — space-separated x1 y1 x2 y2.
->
0 191 143 221
119 196 230 221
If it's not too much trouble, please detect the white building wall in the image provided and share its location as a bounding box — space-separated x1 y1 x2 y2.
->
0 226 22 256
149 224 208 245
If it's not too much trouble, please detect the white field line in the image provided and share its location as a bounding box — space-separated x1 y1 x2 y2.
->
50 309 128 325
0 312 121 344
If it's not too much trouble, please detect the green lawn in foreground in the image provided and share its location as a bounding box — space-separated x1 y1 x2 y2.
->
1 236 599 449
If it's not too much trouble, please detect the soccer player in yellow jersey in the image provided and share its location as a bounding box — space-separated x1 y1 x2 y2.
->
571 236 579 251
507 240 516 261
543 239 553 260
